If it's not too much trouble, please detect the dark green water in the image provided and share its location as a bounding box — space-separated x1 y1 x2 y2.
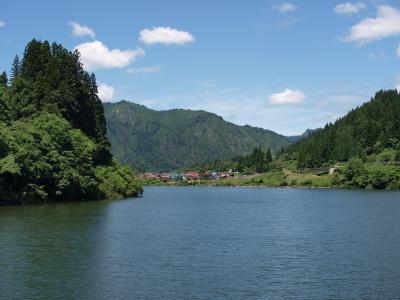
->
1 187 400 299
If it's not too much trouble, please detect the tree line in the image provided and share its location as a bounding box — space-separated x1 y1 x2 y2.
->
0 39 142 204
186 147 275 174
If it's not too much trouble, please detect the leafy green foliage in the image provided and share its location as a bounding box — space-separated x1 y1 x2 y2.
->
104 101 291 171
0 39 142 204
344 158 365 183
95 163 143 200
0 114 99 203
335 164 400 190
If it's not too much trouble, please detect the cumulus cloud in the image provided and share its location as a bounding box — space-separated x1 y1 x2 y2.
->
98 83 115 102
68 21 95 38
139 27 195 45
127 65 163 74
269 89 305 105
74 40 145 71
0 21 5 29
334 2 366 15
277 3 298 13
343 5 400 43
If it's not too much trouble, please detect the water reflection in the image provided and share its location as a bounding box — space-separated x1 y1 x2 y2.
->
0 200 111 299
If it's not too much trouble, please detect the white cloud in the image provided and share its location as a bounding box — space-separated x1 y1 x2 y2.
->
127 65 163 74
277 3 298 13
269 89 305 105
74 40 145 71
334 2 366 15
98 83 115 102
139 27 195 45
343 5 400 43
68 21 95 38
0 21 5 29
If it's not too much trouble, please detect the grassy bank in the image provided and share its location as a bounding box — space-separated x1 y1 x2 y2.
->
140 170 332 188
141 161 400 190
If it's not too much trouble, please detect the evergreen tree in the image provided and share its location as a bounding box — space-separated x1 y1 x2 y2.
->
9 39 112 163
0 71 7 87
10 55 21 82
266 148 272 162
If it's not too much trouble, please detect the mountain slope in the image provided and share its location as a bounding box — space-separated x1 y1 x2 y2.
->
283 90 400 168
104 101 291 171
287 129 319 143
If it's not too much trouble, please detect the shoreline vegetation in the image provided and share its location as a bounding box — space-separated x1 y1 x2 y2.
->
141 171 400 190
0 40 143 205
140 166 400 190
140 155 400 190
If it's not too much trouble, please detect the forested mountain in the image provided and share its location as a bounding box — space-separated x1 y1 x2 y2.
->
104 101 291 171
0 39 142 204
283 90 400 168
184 147 275 174
287 129 319 142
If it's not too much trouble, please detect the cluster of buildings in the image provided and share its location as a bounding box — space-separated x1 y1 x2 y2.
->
141 170 237 181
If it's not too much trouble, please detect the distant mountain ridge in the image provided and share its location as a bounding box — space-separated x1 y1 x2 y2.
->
104 101 291 171
287 129 319 142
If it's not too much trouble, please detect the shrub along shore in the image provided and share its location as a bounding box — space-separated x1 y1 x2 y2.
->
141 159 400 190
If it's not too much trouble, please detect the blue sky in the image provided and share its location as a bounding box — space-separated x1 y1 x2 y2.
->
1 0 400 135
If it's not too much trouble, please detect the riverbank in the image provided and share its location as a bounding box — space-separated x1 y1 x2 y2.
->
141 163 400 190
141 170 333 189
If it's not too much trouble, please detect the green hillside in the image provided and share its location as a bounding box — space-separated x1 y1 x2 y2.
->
283 90 400 168
104 101 291 171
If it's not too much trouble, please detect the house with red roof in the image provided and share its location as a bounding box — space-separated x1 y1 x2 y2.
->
184 171 200 180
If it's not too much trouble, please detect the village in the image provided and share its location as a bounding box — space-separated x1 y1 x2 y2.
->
141 170 239 181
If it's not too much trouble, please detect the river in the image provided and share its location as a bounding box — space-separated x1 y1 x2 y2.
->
1 187 400 299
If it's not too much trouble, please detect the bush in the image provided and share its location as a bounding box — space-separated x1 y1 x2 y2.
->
0 113 143 203
345 158 365 182
331 173 343 186
301 179 313 186
395 150 400 163
370 169 398 189
268 160 283 172
95 163 143 200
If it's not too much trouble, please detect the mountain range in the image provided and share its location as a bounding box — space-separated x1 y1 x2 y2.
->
104 101 292 171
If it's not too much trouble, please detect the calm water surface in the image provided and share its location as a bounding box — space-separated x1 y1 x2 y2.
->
1 187 400 299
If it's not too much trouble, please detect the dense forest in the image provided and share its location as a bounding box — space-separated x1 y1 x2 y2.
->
282 90 400 168
185 147 275 174
104 101 290 171
0 39 142 204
